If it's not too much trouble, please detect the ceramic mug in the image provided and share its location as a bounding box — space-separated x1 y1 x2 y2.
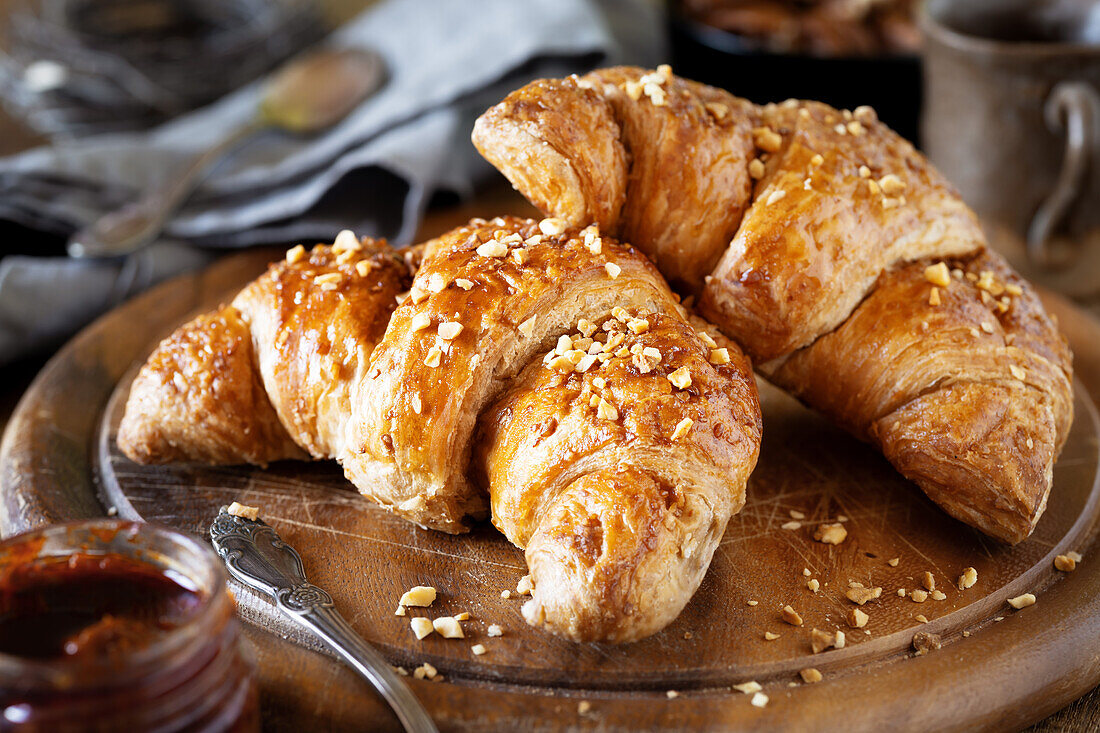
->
921 0 1100 296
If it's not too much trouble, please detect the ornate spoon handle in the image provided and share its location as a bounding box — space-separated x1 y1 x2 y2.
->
209 508 437 733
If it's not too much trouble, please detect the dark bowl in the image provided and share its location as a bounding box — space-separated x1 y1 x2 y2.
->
668 11 923 144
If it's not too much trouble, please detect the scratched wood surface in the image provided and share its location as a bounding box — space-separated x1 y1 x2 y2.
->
3 243 1100 729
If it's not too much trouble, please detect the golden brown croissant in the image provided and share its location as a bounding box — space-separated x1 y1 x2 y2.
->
120 218 762 642
473 66 1074 543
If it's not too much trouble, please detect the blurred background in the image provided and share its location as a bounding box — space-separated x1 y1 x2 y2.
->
0 0 1095 376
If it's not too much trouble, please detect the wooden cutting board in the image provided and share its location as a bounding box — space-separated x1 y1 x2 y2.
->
3 244 1100 731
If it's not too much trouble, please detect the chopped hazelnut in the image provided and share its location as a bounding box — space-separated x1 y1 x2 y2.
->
437 322 463 340
518 316 537 338
355 261 372 277
811 154 825 167
752 127 783 153
925 262 951 287
929 287 941 306
764 631 780 641
454 612 470 621
413 663 438 680
807 579 820 592
733 681 762 694
781 605 803 626
1054 554 1077 572
395 605 406 616
578 701 592 714
749 159 766 179
912 631 941 655
766 189 788 205
539 217 566 236
915 614 929 623
845 586 882 605
1010 365 1026 380
424 346 443 368
227 502 259 521
285 245 306 264
487 624 503 637
751 692 769 708
516 575 534 595
670 418 694 441
1008 593 1036 609
709 348 731 365
455 278 474 290
847 608 869 628
790 510 806 520
931 590 947 601
888 558 900 567
814 523 847 545
410 617 434 640
810 628 845 653
471 644 487 656
800 668 823 684
668 366 692 389
500 589 512 599
921 572 936 593
605 262 622 279
958 567 978 590
910 589 928 603
878 174 907 195
597 398 620 421
433 617 464 639
399 586 437 607
476 240 508 258
781 521 802 530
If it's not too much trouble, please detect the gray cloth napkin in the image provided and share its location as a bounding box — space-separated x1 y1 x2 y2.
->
0 0 663 365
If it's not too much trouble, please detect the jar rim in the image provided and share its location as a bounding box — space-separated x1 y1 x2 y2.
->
0 519 230 689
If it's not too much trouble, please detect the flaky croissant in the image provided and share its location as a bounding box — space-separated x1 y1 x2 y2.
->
119 217 762 642
473 66 1073 543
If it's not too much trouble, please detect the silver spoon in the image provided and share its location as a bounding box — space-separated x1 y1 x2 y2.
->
209 507 437 733
68 48 386 259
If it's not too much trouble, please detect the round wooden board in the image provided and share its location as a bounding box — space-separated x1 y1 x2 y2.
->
4 248 1100 732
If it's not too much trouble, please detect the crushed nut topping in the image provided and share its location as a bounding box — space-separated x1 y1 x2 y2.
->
1008 593 1036 609
813 523 848 545
285 245 306 265
747 600 759 606
810 628 845 653
313 272 341 290
858 165 871 179
781 605 803 626
925 262 951 287
878 174 906 196
749 159 766 179
332 229 360 253
627 317 650 334
411 393 422 414
476 240 508 258
456 278 474 290
605 262 622 279
766 189 787 205
438 321 463 340
706 102 729 120
847 608 869 628
709 348 731 365
662 417 692 442
227 502 259 521
410 617 434 640
516 575 534 595
1054 554 1077 572
800 668 823 684
597 397 619 421
512 248 530 266
980 321 995 334
845 586 882 605
847 120 865 136
424 346 443 368
518 316 537 338
929 287 941 306
1010 365 1026 380
355 261 373 277
810 153 825 167
752 127 783 153
668 366 692 390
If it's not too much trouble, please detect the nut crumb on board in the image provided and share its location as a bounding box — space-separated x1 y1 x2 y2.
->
789 510 806 520
810 628 845 653
733 681 762 694
433 617 464 639
931 590 947 601
781 520 802 531
751 692 769 708
845 587 882 605
799 668 823 684
578 701 592 715
410 618 434 640
1008 593 1036 610
487 624 504 637
912 631 941 655
887 557 900 567
399 586 437 607
910 589 929 603
1054 555 1077 572
921 572 936 592
781 606 803 626
413 663 438 680
807 579 820 592
764 631 780 641
958 567 978 590
227 502 259 520
747 600 759 606
395 605 406 617
471 644 487 656
915 614 929 623
847 608 869 628
666 690 680 699
813 523 847 545
516 575 534 595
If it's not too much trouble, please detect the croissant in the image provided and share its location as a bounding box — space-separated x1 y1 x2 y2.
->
473 66 1073 543
119 217 762 642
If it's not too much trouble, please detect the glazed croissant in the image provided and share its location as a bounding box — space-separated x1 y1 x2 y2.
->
119 217 762 642
473 66 1074 543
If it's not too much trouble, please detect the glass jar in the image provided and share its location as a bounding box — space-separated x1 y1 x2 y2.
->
0 520 259 732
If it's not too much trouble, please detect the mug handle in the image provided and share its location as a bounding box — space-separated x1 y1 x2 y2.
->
1027 81 1100 269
